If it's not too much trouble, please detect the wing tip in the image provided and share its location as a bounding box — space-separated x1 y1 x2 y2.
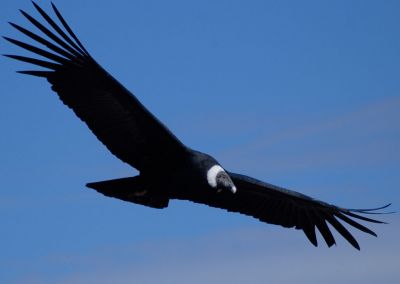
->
18 9 28 17
86 182 95 189
2 35 12 42
16 70 53 78
86 182 100 191
348 203 393 214
328 242 337 248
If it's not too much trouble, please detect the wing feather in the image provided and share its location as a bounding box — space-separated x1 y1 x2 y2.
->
19 8 83 58
312 210 336 247
4 2 187 172
179 172 389 249
31 1 88 56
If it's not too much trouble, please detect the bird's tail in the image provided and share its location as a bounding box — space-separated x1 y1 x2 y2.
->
86 176 169 209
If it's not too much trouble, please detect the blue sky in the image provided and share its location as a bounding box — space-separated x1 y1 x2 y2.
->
1 0 399 283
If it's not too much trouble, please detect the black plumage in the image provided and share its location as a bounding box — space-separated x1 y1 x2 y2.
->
4 2 391 250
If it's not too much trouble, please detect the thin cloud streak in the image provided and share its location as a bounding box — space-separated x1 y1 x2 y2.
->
253 96 400 153
219 96 400 173
10 216 400 284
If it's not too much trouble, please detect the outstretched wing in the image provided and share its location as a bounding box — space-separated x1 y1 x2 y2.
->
4 2 187 172
183 172 390 249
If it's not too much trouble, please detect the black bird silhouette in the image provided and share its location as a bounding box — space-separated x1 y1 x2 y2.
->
4 2 391 250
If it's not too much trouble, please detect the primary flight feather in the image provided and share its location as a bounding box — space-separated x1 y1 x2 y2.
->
4 1 391 250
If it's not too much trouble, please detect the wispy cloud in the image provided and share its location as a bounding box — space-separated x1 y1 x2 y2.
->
11 216 400 284
218 96 400 173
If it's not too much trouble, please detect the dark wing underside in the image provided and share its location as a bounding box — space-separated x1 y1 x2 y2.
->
182 172 390 250
4 2 187 172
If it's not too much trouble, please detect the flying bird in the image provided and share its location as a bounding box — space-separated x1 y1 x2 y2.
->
4 2 391 250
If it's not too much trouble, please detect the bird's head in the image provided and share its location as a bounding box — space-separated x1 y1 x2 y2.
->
206 165 237 194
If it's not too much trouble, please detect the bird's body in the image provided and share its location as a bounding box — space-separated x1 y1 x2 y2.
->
4 1 391 250
87 149 231 209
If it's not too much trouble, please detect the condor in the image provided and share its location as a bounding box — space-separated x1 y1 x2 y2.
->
4 2 391 250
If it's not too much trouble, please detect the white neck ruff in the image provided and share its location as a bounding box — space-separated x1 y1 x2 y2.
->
207 165 224 188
